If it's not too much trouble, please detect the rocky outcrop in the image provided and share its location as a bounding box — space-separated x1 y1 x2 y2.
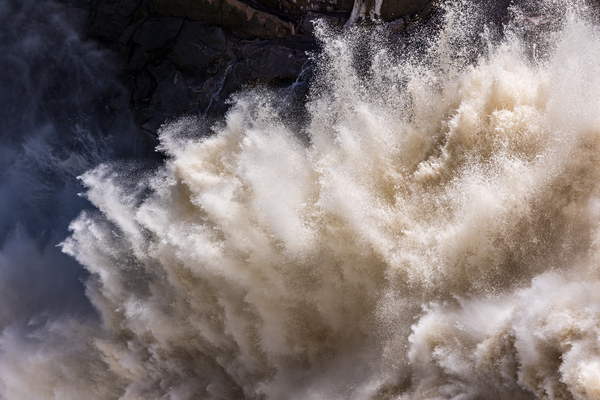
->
72 0 547 146
117 16 316 134
75 0 441 141
152 0 297 39
53 0 550 161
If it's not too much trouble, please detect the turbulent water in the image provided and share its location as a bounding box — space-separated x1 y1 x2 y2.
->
0 0 132 339
4 0 600 399
0 0 136 397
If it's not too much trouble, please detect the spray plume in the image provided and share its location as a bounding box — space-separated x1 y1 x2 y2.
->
4 1 600 399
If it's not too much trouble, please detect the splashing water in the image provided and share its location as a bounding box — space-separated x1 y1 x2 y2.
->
0 0 137 343
6 0 600 399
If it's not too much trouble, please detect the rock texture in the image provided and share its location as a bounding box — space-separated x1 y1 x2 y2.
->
71 0 441 140
152 0 297 39
56 0 544 150
68 0 555 152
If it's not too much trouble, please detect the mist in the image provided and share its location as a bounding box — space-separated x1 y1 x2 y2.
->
3 0 600 399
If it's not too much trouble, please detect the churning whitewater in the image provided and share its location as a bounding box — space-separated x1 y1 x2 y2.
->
5 0 600 399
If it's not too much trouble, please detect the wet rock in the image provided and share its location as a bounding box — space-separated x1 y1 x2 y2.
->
151 0 296 39
131 70 155 106
260 0 354 17
298 11 347 35
132 17 183 52
150 69 194 115
127 17 183 70
78 0 440 145
88 0 141 42
379 0 434 21
237 42 301 82
171 22 228 74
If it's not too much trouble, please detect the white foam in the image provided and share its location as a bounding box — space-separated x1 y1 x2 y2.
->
5 1 600 398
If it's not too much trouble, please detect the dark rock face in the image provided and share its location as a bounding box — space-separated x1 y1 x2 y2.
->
152 0 297 39
380 0 434 20
171 22 227 73
119 19 315 134
66 0 537 150
50 0 543 162
88 0 142 42
80 0 320 138
74 0 444 145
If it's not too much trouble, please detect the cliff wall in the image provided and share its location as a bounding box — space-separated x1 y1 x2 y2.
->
68 0 441 140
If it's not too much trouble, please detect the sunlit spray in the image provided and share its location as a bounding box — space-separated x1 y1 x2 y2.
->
4 0 600 399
